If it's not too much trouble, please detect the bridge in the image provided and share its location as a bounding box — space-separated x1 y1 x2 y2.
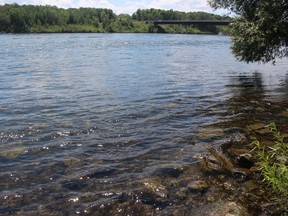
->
147 20 232 33
150 20 232 26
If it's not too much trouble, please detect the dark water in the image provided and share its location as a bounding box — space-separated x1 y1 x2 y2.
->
0 33 287 215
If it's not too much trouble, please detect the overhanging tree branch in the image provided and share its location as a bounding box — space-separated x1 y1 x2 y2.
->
209 0 288 63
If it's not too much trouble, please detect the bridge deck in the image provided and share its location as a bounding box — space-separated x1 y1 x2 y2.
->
151 20 232 26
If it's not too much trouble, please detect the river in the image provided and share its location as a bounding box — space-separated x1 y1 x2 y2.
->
0 33 287 215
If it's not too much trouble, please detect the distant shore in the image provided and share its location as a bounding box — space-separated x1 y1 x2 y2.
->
0 4 231 34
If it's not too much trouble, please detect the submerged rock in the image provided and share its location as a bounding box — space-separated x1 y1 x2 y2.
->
199 156 223 173
142 178 168 198
255 128 271 135
175 187 189 199
63 158 82 167
0 148 26 159
206 146 234 172
82 167 117 179
154 167 183 178
188 180 210 192
279 110 288 117
0 206 20 214
215 201 250 216
247 123 266 131
61 179 88 190
177 201 250 216
247 123 271 134
197 127 225 140
232 168 252 180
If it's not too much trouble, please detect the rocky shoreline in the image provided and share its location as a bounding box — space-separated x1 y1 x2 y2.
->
81 120 285 216
99 99 288 216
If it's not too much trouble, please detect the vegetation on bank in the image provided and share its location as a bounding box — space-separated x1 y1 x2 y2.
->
0 4 231 34
253 124 288 210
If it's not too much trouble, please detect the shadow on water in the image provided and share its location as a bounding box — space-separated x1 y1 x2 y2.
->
228 72 264 100
275 73 288 100
223 71 288 127
195 72 266 145
224 72 267 122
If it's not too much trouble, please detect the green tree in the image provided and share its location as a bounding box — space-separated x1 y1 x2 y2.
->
10 7 28 32
0 13 11 32
208 0 288 63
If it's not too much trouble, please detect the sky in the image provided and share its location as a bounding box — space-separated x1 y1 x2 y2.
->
0 0 229 15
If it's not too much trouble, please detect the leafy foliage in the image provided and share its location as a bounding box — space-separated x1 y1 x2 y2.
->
0 4 119 33
254 123 288 196
208 0 288 63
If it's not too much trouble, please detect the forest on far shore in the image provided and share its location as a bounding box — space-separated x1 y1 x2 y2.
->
0 4 231 34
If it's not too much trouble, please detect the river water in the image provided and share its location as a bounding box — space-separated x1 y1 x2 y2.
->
0 33 287 215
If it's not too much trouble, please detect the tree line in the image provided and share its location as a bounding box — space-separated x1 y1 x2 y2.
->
0 4 230 34
132 8 228 21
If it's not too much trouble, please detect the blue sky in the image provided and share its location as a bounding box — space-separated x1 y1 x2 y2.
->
0 0 228 15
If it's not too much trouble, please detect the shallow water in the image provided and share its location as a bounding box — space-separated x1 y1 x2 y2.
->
0 33 287 215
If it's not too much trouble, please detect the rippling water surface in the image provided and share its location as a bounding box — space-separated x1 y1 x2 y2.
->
0 33 287 215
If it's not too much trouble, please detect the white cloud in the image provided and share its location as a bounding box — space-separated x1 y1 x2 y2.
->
116 0 145 14
23 0 73 8
146 0 182 9
74 0 115 9
21 0 115 9
118 0 229 15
